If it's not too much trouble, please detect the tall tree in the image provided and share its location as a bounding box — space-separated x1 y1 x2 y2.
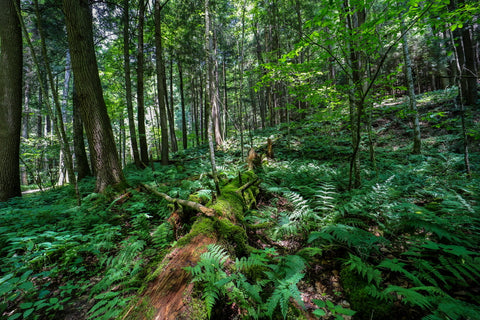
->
401 14 421 155
154 0 170 165
123 0 141 168
0 0 23 201
137 0 149 165
178 60 188 150
205 0 220 195
63 0 126 192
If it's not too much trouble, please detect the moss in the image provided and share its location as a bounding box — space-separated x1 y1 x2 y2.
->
211 172 259 221
215 219 250 256
340 267 393 320
176 217 217 247
120 296 155 320
184 296 208 320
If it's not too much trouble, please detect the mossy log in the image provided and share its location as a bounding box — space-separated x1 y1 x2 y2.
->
123 172 260 320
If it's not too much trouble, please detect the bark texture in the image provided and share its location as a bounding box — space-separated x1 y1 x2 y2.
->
0 0 23 201
137 0 149 164
154 0 169 165
123 0 141 168
72 87 92 180
63 0 126 192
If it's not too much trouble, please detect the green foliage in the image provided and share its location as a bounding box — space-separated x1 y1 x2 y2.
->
312 298 356 320
186 245 306 319
0 177 174 319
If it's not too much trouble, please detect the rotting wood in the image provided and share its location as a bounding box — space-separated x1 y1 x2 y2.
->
124 173 260 319
140 183 215 217
123 233 217 320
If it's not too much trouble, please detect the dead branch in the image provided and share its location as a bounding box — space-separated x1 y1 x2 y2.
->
140 183 215 217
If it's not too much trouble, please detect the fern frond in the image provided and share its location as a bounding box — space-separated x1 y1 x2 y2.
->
344 254 382 286
378 258 423 286
152 222 173 249
383 285 434 310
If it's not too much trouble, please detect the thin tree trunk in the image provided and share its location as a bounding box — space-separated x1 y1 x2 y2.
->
167 59 178 152
222 60 228 139
123 0 141 168
137 0 149 165
154 0 170 165
21 82 30 185
449 28 472 177
401 17 421 154
32 0 78 195
205 0 220 195
178 61 188 150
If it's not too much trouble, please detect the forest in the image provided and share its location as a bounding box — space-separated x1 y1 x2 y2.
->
0 0 479 319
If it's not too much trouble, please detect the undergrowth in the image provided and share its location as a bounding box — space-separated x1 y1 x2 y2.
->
1 92 479 319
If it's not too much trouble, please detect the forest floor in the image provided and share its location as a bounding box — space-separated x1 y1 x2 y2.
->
1 89 479 320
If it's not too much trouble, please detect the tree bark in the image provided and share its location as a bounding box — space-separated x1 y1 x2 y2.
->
178 61 188 150
154 0 170 165
205 0 221 195
167 59 178 152
63 0 126 192
123 0 141 168
401 17 421 154
137 0 149 165
0 0 22 202
72 86 92 180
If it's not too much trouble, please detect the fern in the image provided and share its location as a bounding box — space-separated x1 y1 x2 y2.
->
187 246 306 319
152 222 173 249
264 272 304 319
185 244 230 319
344 254 382 286
309 224 388 258
378 258 423 286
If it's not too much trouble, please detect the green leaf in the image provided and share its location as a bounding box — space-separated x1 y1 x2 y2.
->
8 313 21 320
18 281 34 291
313 308 326 316
49 297 59 304
19 302 33 309
23 308 34 318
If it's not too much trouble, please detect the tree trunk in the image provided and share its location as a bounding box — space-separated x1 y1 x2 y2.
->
154 0 170 165
0 0 22 202
123 174 259 319
167 59 178 152
123 0 141 168
73 86 92 180
345 0 365 189
205 0 221 195
178 61 188 150
63 0 126 192
137 0 149 165
21 82 30 186
401 17 421 154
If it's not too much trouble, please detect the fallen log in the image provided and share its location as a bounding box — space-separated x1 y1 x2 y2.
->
123 172 259 320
